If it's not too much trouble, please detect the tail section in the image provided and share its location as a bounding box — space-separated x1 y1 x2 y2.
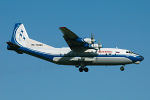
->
7 23 54 52
11 23 29 47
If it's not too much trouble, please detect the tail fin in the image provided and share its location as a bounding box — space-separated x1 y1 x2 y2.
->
11 23 29 47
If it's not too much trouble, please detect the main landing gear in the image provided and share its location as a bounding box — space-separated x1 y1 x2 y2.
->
79 67 89 72
120 65 125 71
75 63 89 72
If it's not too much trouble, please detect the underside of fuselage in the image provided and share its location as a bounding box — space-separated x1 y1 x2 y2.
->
52 56 133 65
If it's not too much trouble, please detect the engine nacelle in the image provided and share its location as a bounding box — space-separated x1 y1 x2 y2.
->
91 44 103 49
76 38 96 44
76 37 102 49
76 38 84 43
91 44 99 48
84 38 95 44
83 43 103 49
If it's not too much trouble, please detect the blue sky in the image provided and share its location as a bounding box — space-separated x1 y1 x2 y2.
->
0 0 150 100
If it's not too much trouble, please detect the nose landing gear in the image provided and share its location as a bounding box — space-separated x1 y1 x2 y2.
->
120 65 125 71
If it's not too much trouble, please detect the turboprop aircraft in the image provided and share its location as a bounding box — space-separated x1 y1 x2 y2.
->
7 23 144 72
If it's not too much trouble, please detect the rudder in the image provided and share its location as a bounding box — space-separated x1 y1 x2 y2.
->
11 23 29 47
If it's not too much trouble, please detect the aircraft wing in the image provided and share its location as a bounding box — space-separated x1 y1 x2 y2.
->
59 27 87 51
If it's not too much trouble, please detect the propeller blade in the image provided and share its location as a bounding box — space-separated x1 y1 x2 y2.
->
91 33 94 40
98 39 101 51
91 33 95 44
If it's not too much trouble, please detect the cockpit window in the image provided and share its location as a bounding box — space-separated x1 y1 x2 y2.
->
126 51 139 55
126 51 133 53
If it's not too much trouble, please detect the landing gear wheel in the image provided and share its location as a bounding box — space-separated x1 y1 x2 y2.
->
120 66 124 71
75 65 79 68
79 68 83 72
84 68 89 72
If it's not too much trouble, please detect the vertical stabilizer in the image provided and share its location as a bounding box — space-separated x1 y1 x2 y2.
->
11 23 29 47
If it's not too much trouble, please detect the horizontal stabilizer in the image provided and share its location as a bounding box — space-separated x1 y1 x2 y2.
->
7 42 20 50
7 42 23 54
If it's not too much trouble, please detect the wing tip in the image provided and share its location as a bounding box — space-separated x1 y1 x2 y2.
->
59 27 66 29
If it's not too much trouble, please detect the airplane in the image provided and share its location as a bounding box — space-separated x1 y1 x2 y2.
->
7 23 144 72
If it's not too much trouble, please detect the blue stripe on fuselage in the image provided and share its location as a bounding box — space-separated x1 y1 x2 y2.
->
16 46 141 63
96 55 142 62
18 47 55 62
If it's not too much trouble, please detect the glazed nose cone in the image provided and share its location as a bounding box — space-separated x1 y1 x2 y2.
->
140 55 144 61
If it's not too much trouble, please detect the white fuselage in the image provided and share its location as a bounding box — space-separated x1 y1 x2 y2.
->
18 44 143 66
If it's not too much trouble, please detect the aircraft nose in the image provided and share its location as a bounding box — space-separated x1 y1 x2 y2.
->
139 55 144 61
134 55 144 64
141 56 144 61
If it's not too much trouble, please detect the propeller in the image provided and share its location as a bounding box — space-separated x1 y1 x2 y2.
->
90 33 102 52
98 39 102 51
91 33 95 44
